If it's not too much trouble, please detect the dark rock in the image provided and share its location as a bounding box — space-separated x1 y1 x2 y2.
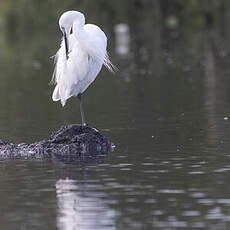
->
0 124 114 162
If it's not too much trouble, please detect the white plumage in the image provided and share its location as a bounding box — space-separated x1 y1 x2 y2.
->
51 11 114 124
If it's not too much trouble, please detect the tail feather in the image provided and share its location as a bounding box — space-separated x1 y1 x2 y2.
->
104 52 117 73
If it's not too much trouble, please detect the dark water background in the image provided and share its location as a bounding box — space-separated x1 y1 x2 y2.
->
1 0 230 229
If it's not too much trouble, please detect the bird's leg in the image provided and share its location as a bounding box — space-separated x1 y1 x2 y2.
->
77 93 87 126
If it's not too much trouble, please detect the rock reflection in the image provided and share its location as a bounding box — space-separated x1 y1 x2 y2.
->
56 178 116 230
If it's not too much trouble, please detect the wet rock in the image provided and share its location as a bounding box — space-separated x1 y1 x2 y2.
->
0 124 114 162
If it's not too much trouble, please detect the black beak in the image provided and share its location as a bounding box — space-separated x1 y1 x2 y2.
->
63 31 69 59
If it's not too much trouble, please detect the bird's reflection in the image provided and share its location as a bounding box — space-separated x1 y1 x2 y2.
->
56 177 116 230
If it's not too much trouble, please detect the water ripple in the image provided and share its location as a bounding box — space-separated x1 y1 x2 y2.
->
157 189 185 194
183 210 200 216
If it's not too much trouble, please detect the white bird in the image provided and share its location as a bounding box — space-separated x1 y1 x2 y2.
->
51 10 114 125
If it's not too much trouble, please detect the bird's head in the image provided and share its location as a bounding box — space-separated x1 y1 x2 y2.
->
59 10 85 59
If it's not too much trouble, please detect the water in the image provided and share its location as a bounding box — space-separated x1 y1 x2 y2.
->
1 1 230 229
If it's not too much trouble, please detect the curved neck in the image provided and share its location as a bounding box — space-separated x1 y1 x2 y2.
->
73 21 86 40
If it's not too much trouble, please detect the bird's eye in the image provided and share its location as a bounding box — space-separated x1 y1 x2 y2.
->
70 27 73 34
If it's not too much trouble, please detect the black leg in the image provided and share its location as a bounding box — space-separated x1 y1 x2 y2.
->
77 93 87 126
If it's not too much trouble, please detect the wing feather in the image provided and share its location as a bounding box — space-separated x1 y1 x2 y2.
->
83 24 116 72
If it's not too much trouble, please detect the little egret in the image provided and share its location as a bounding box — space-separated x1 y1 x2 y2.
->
51 10 114 125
